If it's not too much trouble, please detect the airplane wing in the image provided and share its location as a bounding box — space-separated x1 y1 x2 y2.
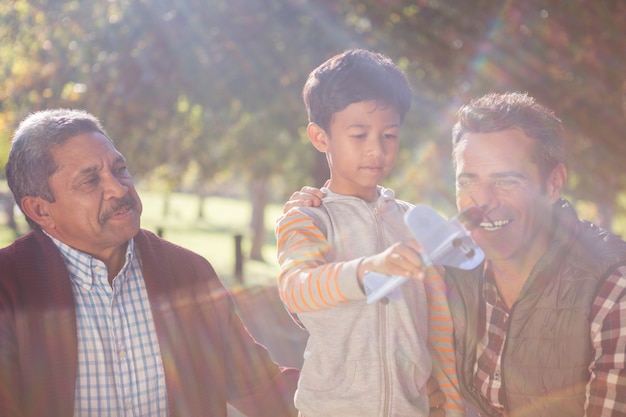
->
404 204 484 270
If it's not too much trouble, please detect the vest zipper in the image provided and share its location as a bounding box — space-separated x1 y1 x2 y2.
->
500 302 516 412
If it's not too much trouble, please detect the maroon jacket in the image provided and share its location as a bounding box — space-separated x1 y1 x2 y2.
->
0 228 298 417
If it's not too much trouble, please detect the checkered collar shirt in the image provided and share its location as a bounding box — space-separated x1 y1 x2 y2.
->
473 261 626 416
47 234 169 417
473 263 507 414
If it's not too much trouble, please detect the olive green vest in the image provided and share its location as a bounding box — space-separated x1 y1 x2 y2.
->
445 200 626 417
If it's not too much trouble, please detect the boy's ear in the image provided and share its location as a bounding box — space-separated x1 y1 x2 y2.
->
21 196 55 230
307 122 329 152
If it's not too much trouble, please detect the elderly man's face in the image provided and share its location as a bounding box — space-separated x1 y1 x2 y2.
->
41 132 142 260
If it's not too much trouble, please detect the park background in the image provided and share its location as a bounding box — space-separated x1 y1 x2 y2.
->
1 0 625 289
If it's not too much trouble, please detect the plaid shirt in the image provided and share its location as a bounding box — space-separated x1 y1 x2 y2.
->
49 235 168 417
474 262 626 416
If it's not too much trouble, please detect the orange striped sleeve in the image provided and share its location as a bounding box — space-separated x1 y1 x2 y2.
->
424 268 466 417
275 209 357 313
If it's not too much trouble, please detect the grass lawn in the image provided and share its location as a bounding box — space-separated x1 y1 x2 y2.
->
0 190 284 288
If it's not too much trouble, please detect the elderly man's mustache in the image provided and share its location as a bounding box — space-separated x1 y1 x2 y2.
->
99 195 138 224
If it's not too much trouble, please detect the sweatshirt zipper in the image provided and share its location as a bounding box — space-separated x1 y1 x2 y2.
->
372 203 392 417
380 300 390 416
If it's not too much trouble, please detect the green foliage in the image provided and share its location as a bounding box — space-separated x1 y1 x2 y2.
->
1 0 625 231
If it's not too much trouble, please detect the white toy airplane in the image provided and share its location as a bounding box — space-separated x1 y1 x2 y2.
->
364 204 486 304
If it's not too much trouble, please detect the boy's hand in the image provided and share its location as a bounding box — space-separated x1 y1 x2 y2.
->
426 375 446 416
283 185 325 213
358 240 425 282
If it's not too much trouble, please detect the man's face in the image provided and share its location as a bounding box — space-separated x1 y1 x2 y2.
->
454 129 562 264
311 100 401 201
40 132 142 260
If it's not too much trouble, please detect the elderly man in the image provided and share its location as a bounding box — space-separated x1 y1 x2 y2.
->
0 109 298 417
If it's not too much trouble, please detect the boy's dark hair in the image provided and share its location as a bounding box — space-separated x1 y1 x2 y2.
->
452 92 564 181
303 49 412 132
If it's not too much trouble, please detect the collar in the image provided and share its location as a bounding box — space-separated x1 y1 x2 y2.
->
44 232 135 290
321 185 398 211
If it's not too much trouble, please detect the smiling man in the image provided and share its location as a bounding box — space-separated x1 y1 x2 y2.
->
0 109 298 417
446 92 626 417
286 92 626 416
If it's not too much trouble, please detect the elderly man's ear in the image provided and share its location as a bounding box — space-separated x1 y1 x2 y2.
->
21 196 54 230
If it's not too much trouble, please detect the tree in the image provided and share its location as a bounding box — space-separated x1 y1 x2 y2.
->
2 0 625 242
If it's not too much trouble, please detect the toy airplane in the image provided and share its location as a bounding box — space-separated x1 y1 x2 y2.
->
364 204 486 304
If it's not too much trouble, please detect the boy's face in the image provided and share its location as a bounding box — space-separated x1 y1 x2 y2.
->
308 100 401 202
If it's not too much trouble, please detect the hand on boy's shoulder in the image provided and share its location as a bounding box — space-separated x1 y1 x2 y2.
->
283 185 326 213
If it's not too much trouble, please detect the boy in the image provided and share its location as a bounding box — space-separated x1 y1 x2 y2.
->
275 49 463 416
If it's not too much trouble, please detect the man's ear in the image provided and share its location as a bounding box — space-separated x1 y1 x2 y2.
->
307 122 329 152
546 163 567 203
21 196 55 230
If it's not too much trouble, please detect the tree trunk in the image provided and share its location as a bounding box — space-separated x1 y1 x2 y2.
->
197 194 206 220
162 190 171 218
249 176 269 261
3 193 19 237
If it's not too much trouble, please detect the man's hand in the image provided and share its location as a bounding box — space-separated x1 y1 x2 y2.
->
283 186 325 213
426 375 446 416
